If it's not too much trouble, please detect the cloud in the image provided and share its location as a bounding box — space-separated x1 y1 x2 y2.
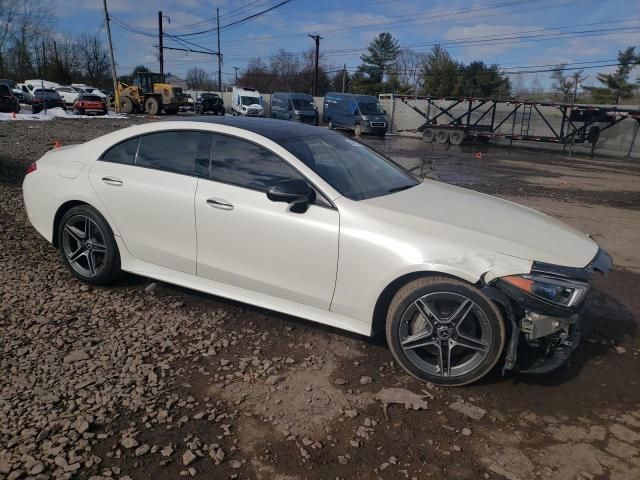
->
443 23 543 59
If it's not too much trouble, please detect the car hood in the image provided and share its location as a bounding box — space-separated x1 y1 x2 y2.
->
361 180 598 268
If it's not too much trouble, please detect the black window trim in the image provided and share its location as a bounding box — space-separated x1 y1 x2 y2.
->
97 129 336 210
203 131 335 210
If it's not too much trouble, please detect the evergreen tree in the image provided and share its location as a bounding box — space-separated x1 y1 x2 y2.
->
584 47 638 104
357 32 400 93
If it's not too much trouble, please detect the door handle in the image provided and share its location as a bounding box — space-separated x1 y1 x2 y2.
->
101 176 123 187
206 198 234 210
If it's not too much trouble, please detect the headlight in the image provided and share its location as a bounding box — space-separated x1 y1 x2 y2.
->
501 274 590 308
361 115 369 121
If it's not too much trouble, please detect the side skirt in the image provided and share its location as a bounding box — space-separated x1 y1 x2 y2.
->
115 239 372 337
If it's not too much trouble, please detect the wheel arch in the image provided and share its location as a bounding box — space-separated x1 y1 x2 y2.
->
52 200 91 248
370 270 480 336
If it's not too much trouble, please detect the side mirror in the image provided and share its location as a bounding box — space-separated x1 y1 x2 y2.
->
267 179 316 213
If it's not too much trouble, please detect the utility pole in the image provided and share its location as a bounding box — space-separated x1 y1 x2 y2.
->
216 8 222 92
342 63 346 93
308 34 322 96
158 11 164 82
233 66 239 84
102 0 120 112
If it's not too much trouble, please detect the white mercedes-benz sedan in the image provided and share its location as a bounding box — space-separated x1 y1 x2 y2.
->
22 117 612 386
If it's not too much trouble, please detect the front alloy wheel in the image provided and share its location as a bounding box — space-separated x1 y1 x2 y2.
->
386 277 505 386
58 205 121 284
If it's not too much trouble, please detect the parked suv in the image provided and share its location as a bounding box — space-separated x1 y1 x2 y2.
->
271 92 318 125
0 84 20 113
196 93 225 115
323 92 387 136
31 89 65 113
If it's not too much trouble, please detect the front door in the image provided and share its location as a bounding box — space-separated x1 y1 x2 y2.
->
195 133 339 309
89 131 209 275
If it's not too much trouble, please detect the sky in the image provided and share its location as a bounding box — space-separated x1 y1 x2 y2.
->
55 0 640 89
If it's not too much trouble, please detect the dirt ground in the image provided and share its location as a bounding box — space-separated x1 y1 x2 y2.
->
1 118 639 480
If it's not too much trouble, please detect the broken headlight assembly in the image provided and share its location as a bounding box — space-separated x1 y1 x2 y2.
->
500 274 590 309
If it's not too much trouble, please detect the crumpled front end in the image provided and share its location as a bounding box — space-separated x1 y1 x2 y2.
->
486 248 613 374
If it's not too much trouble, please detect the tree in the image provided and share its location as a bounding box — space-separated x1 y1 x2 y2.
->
357 32 400 93
186 67 209 89
551 64 587 103
584 47 638 104
393 48 424 94
420 44 460 97
76 33 110 87
458 61 510 98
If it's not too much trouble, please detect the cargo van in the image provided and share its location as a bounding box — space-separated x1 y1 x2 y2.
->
231 86 263 116
322 92 387 136
270 92 318 125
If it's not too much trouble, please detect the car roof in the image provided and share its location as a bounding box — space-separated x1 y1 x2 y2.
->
173 116 335 141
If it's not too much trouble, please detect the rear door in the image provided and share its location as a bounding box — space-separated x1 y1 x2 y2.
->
89 130 210 275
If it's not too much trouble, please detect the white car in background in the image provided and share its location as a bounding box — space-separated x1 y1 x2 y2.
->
22 118 612 386
72 84 108 100
55 86 81 106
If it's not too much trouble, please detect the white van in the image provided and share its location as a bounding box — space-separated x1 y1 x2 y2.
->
231 87 263 116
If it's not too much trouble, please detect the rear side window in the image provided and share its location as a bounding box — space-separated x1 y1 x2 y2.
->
136 131 210 175
0 85 11 95
101 137 140 164
208 134 303 191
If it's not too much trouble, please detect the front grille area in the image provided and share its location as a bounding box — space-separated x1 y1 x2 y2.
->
371 122 386 127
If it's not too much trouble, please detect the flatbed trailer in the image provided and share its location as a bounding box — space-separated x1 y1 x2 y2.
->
379 94 640 155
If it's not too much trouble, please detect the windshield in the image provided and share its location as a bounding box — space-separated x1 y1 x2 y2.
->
35 90 60 99
281 134 418 200
292 98 314 110
241 96 259 106
359 102 384 115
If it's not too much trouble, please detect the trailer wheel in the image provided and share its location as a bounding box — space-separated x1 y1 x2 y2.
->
422 128 436 143
435 130 450 144
449 131 465 146
145 97 160 116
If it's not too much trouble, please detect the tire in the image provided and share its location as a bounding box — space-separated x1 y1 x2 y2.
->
32 107 41 114
385 277 505 386
354 123 362 136
77 108 85 116
145 97 160 116
58 205 121 285
422 127 436 143
328 120 334 130
435 130 450 144
449 130 465 146
101 109 108 116
120 96 134 114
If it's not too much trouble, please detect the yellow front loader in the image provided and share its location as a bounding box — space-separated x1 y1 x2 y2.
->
117 71 181 115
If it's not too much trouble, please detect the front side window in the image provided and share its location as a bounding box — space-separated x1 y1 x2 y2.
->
281 134 418 200
208 134 304 191
101 137 140 165
136 131 210 175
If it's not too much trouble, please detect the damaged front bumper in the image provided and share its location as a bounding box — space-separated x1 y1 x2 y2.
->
486 248 612 374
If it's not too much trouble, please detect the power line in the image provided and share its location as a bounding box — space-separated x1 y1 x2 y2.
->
171 0 294 38
219 0 590 45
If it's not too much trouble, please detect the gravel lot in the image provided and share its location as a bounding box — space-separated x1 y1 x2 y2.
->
1 118 639 480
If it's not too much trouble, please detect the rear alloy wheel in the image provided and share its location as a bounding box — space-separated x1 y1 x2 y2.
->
422 127 436 143
386 277 505 386
354 123 362 136
58 205 121 285
435 130 450 144
449 130 465 146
